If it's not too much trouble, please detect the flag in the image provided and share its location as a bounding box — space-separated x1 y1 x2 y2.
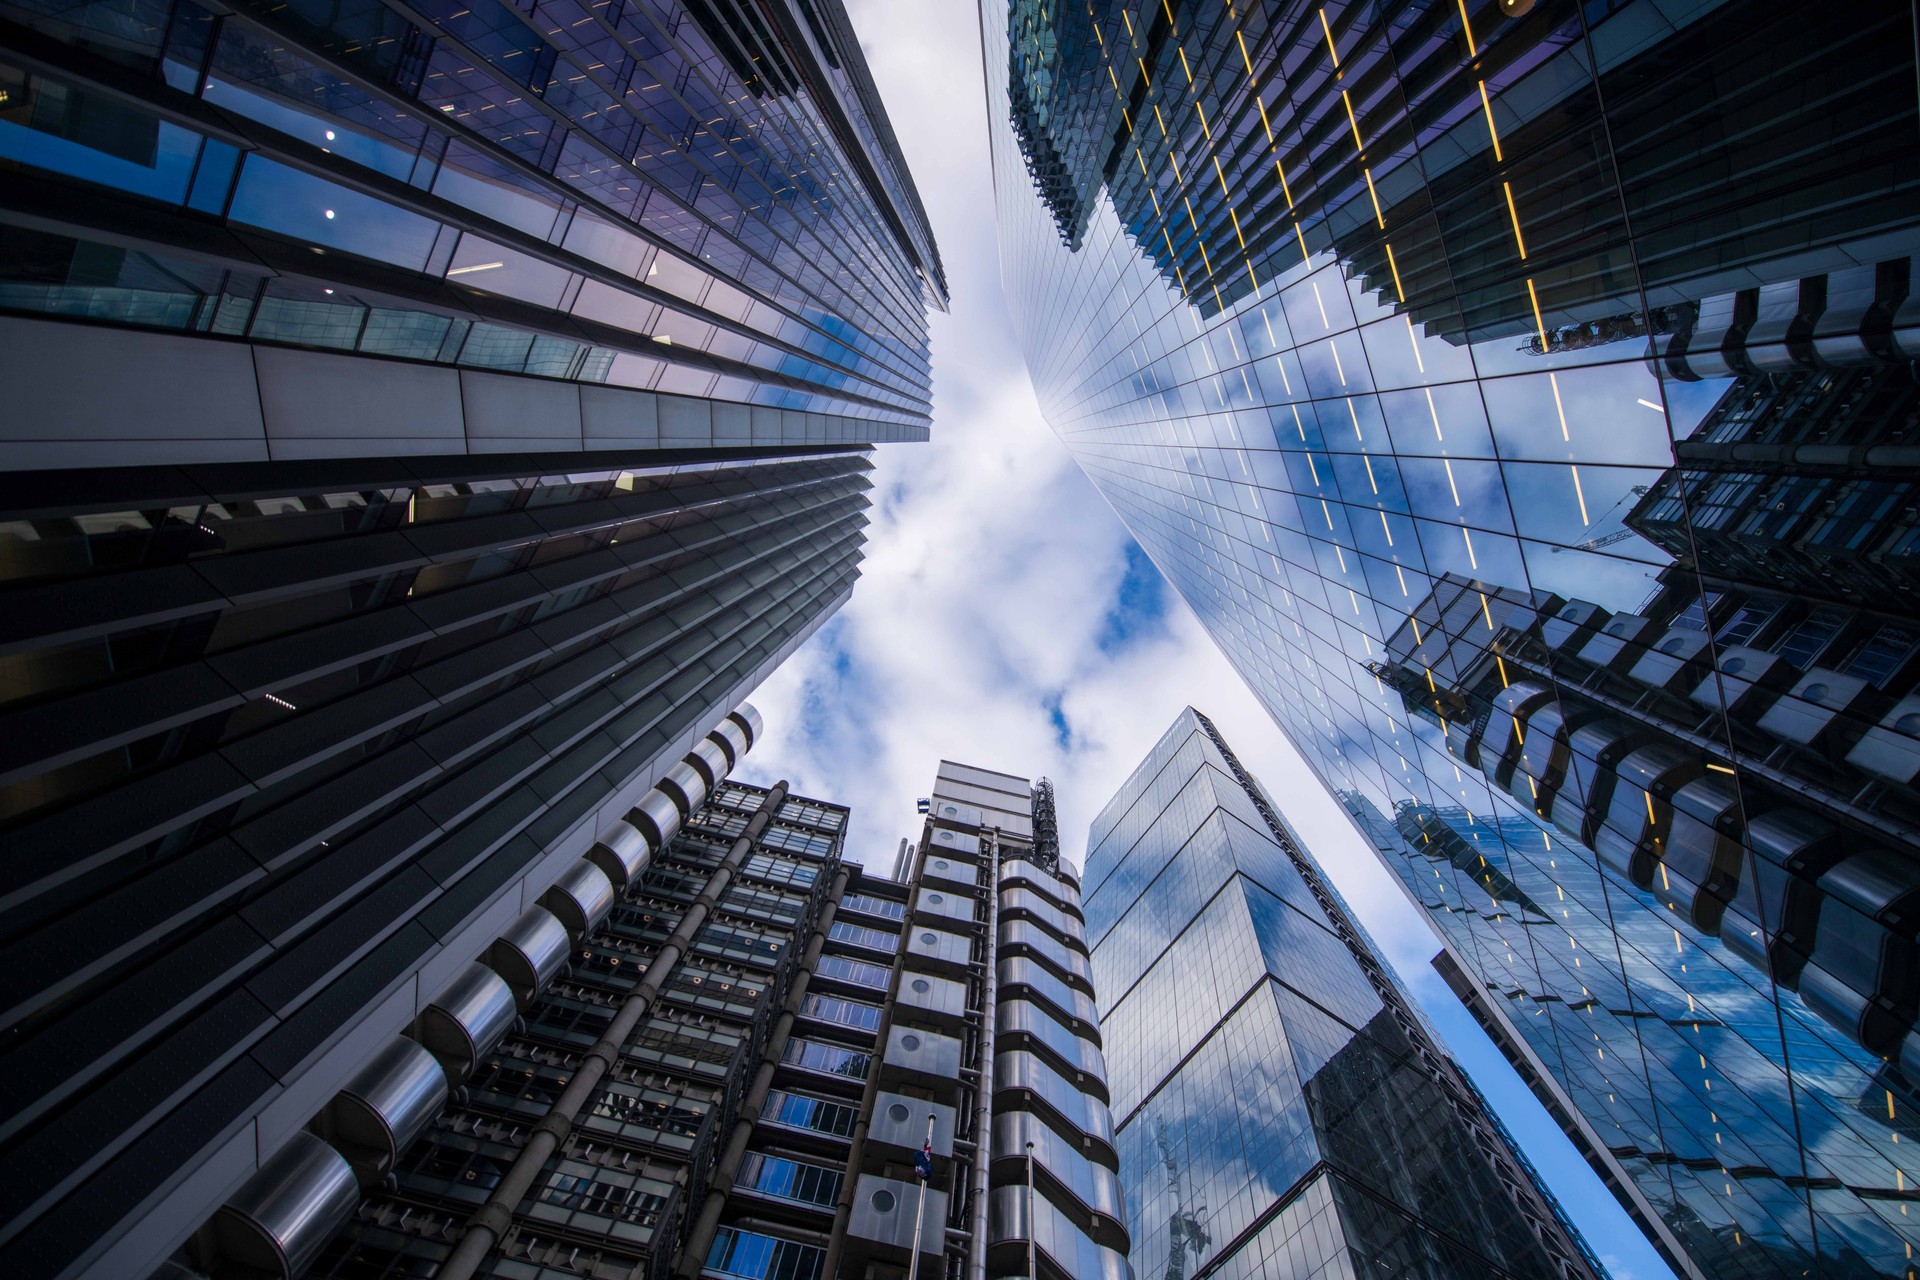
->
914 1137 933 1182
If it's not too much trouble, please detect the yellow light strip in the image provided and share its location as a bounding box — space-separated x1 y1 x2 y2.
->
1504 181 1527 258
1319 7 1339 66
1179 46 1193 84
1481 593 1496 631
1572 464 1590 526
1527 277 1549 351
1364 168 1384 228
1364 455 1380 494
1444 458 1461 505
1237 29 1256 77
1478 80 1503 162
1405 315 1425 373
1380 510 1394 545
1456 0 1476 56
1274 157 1295 208
1213 155 1231 197
1255 96 1276 144
1550 370 1569 439
1343 90 1363 152
1295 222 1311 264
1195 100 1213 140
1385 242 1405 301
1229 207 1247 247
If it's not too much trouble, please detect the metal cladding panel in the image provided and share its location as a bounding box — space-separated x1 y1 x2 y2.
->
847 1174 947 1253
894 970 969 1022
927 799 985 832
991 1110 1127 1229
987 1184 1130 1280
911 886 975 926
919 848 979 892
869 1092 958 1156
904 924 975 971
881 1024 963 1080
925 826 984 859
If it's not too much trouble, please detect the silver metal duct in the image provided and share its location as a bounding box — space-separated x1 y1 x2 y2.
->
319 1038 449 1185
417 963 517 1082
488 905 573 1008
541 859 616 941
190 1132 360 1280
630 786 684 849
585 818 654 890
659 759 710 818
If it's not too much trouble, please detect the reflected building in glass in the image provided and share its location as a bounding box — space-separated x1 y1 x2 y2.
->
0 0 943 1274
985 1 1920 1277
1084 706 1601 1280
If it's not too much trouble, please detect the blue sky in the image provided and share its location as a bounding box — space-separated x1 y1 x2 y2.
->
731 4 1678 1277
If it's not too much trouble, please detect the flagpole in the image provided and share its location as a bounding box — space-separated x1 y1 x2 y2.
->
906 1112 935 1280
1025 1140 1037 1280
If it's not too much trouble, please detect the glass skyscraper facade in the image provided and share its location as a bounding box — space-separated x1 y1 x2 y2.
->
0 0 942 1274
986 2 1920 1278
1085 706 1601 1280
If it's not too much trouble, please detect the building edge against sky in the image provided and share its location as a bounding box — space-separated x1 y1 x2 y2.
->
985 1 1920 1278
1084 705 1604 1280
0 0 946 1273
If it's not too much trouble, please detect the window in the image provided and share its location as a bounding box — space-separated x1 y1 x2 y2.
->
841 891 905 920
781 1037 871 1080
737 1153 842 1207
816 955 891 989
828 922 899 954
762 1088 858 1137
800 993 882 1031
706 1227 825 1280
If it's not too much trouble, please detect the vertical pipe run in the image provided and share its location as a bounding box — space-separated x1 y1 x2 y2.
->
966 833 1000 1280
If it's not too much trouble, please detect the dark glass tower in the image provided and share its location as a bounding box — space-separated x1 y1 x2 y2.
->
986 1 1920 1276
1084 706 1600 1280
0 0 942 1273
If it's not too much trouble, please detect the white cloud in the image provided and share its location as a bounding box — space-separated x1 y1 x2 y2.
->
730 4 1675 1278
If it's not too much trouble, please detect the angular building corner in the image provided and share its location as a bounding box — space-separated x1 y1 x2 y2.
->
985 0 1920 1275
1085 706 1603 1280
0 0 943 1273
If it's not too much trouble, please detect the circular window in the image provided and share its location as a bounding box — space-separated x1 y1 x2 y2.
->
937 831 954 843
1803 682 1830 704
912 979 931 993
1660 637 1687 655
942 805 958 816
901 1034 922 1050
928 893 944 904
888 1103 910 1123
921 932 938 945
1607 621 1627 636
1723 656 1747 676
1560 606 1581 619
872 1189 897 1214
1897 713 1920 737
935 860 950 870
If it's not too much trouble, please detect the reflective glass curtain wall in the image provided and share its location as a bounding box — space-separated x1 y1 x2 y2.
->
1084 707 1600 1280
985 1 1920 1277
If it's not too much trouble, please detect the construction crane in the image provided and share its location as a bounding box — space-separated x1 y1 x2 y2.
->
1552 485 1649 553
1156 1118 1208 1280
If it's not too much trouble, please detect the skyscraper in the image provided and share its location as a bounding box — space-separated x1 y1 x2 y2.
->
985 2 1920 1277
1085 706 1600 1280
0 1 942 1273
135 747 1121 1280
